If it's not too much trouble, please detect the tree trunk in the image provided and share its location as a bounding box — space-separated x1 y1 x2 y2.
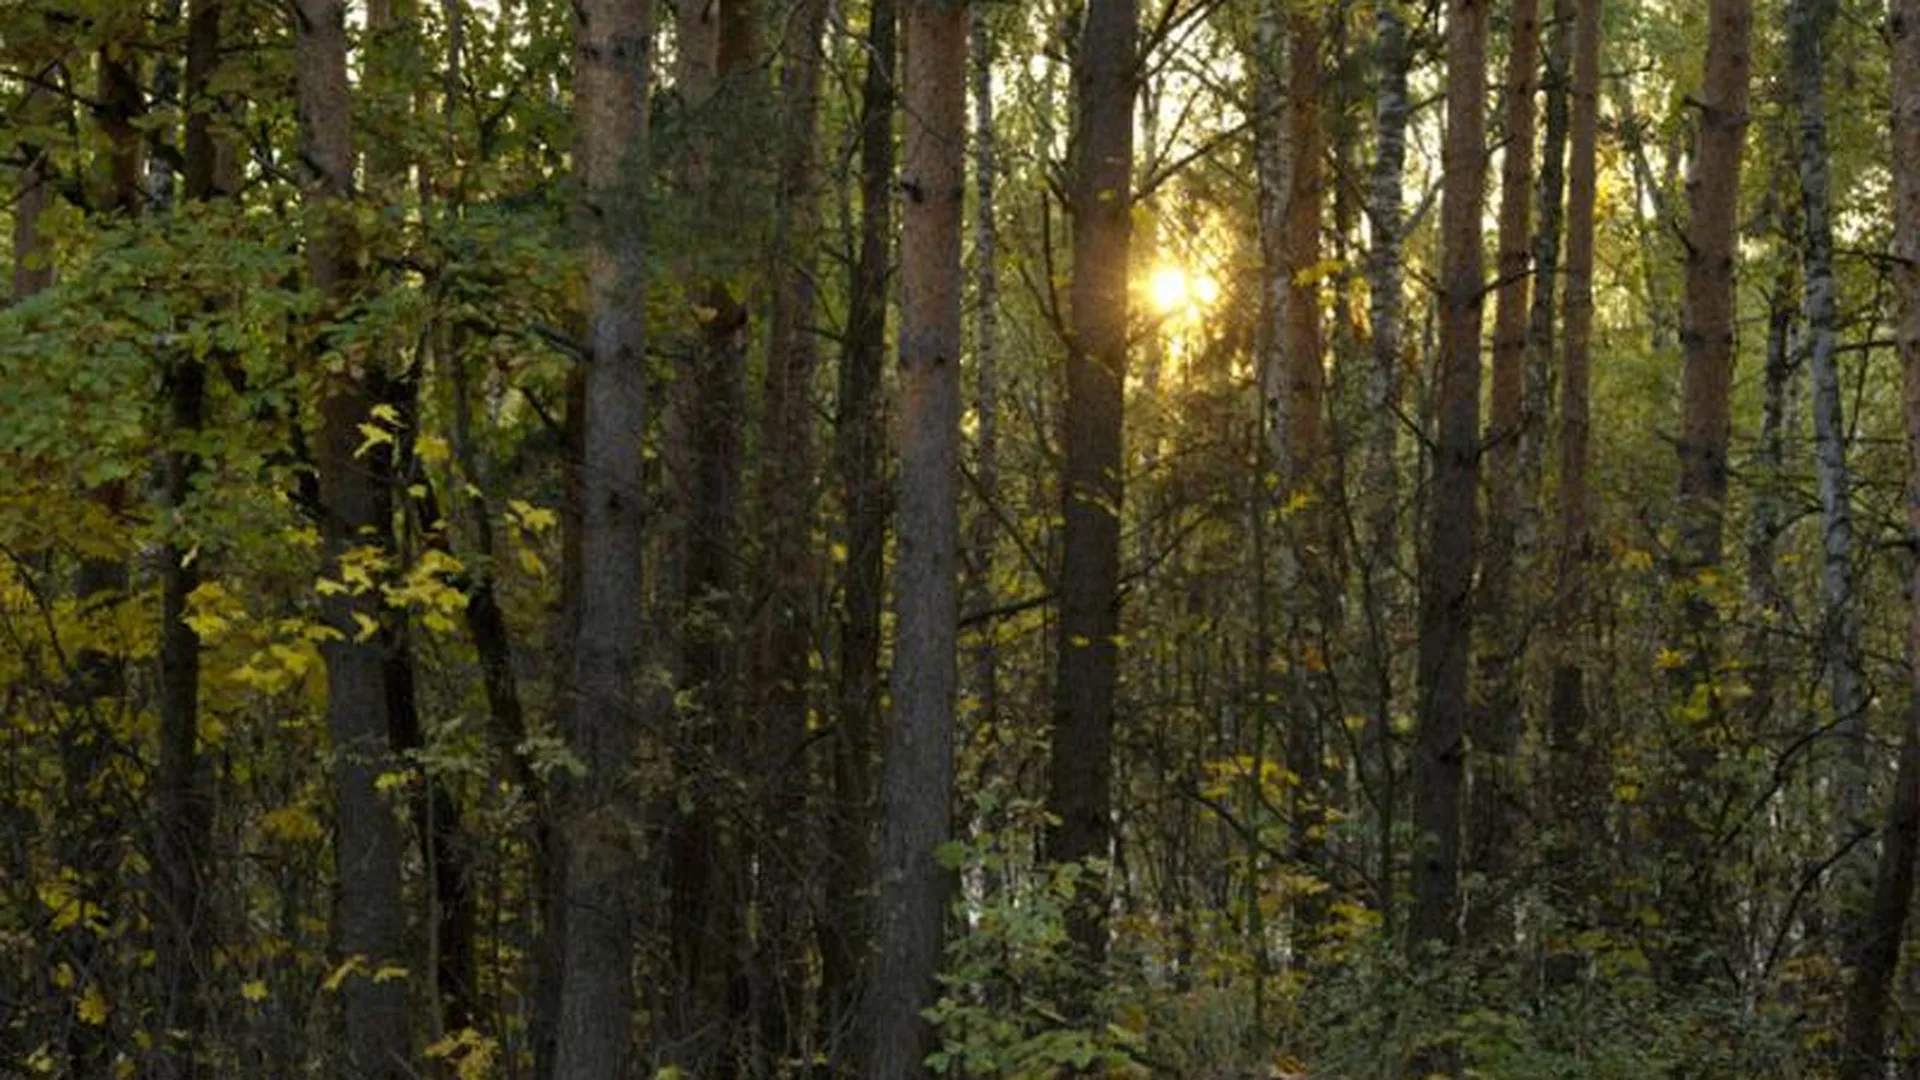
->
1525 0 1574 567
1836 6 1920 1071
862 1 965 1073
1788 0 1869 887
1663 0 1753 979
1546 0 1602 969
1047 0 1137 985
553 0 653 1075
822 0 896 1070
1361 0 1411 932
1411 0 1487 955
294 1 411 1074
153 5 226 1072
660 4 753 1065
1467 0 1538 948
750 0 830 1065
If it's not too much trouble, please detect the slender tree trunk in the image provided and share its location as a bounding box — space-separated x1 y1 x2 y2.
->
661 4 753 1064
11 81 53 304
821 0 896 1069
553 0 653 1075
294 2 411 1074
1525 0 1574 564
1410 0 1488 955
1663 0 1753 979
1546 0 1601 970
153 6 226 1071
1836 7 1920 1071
1047 0 1137 984
1788 0 1868 883
862 1 965 1073
967 0 1001 832
1467 0 1538 947
1361 0 1411 932
750 0 830 1065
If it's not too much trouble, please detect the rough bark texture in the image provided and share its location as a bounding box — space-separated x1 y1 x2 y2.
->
1788 0 1868 873
661 3 752 1065
1048 0 1137 981
1411 0 1487 953
153 6 225 1072
863 2 965 1073
1361 0 1411 927
822 0 896 1068
295 1 411 1074
1525 0 1574 562
1467 0 1537 946
1546 0 1601 958
1836 5 1920 1071
554 0 652 1075
1664 0 1752 979
750 0 830 1064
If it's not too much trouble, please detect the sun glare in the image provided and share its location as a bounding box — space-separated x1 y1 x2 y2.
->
1149 264 1218 315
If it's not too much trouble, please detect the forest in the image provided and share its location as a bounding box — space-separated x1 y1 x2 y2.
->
7 0 1920 1075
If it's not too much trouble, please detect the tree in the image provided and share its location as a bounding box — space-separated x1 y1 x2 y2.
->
1663 0 1754 976
1411 0 1489 953
1048 0 1138 980
823 0 898 1068
863 0 965 1072
1835 5 1920 1073
1468 0 1539 944
295 1 411 1073
552 0 653 1074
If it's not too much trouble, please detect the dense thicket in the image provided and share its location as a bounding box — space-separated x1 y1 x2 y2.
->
7 0 1920 1076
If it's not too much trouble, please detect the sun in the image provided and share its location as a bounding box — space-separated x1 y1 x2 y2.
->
1149 264 1220 315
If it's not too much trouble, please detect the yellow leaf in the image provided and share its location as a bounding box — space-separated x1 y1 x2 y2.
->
372 964 409 984
355 422 395 459
51 963 74 990
27 1044 55 1074
1654 647 1687 671
323 956 365 993
76 982 109 1026
369 403 402 427
241 980 269 1002
352 611 380 642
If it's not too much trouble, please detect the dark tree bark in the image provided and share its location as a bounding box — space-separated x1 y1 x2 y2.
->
821 0 896 1069
153 4 226 1072
1047 0 1137 982
1467 0 1538 947
750 0 830 1064
862 0 965 1074
294 1 411 1074
659 4 753 1064
1361 0 1411 931
1836 6 1920 1072
1546 0 1602 963
553 0 653 1075
1411 0 1487 953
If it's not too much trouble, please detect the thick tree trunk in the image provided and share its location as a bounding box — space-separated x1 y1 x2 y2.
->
1047 0 1137 984
1411 0 1488 955
862 2 965 1073
553 0 653 1075
1467 0 1538 947
821 0 896 1070
1836 6 1920 1071
1788 0 1869 882
966 0 1001 833
294 2 411 1074
1663 0 1752 980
